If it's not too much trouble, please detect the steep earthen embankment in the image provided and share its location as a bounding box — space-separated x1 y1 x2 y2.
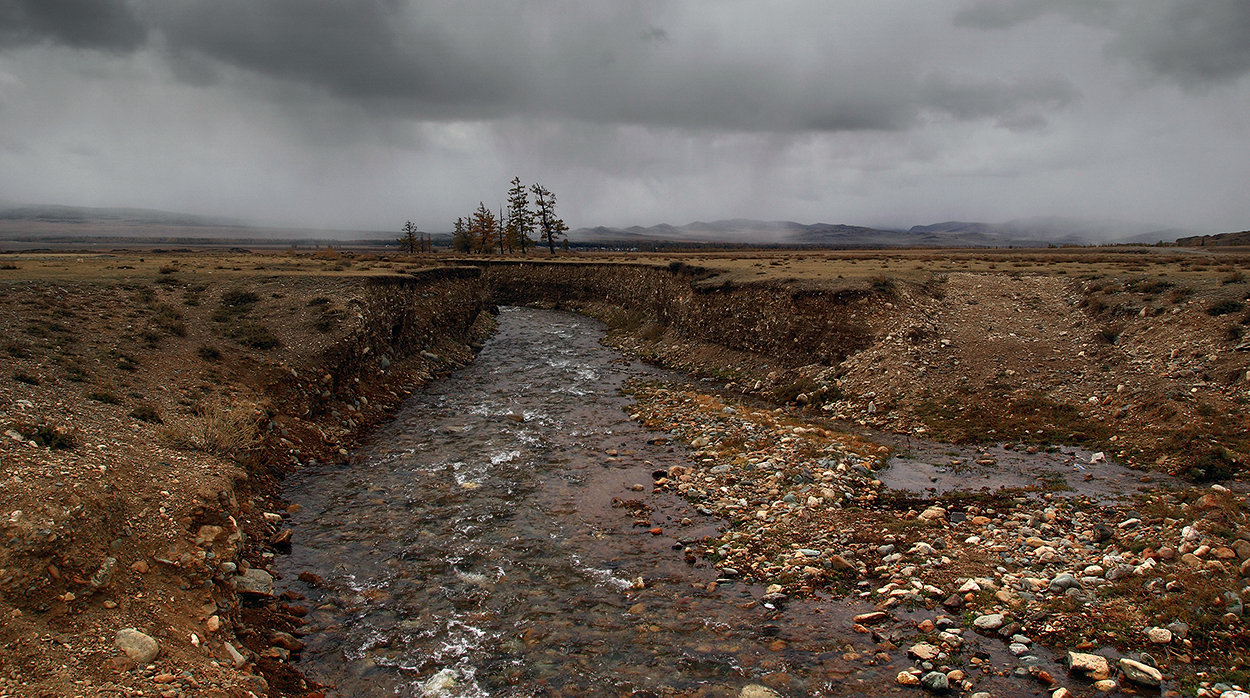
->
0 267 491 698
479 261 888 390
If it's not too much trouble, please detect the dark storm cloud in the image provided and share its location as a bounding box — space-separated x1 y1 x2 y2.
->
956 0 1250 87
0 0 146 51
133 1 1068 133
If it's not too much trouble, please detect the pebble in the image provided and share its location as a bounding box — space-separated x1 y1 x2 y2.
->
920 671 949 692
1067 651 1110 680
1146 627 1173 644
1118 658 1163 686
908 643 940 660
231 567 274 596
114 628 159 664
739 685 782 698
897 671 921 686
973 613 1005 631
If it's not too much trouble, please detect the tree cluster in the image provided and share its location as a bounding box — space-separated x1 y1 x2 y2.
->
452 178 569 255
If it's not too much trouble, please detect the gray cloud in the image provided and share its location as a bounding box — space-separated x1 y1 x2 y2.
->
94 1 1073 134
1111 1 1250 86
0 1 1248 234
0 0 146 51
956 0 1250 88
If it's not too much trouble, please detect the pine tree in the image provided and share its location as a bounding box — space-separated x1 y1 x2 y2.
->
469 202 498 253
531 184 568 255
505 177 533 254
398 221 419 253
452 217 472 253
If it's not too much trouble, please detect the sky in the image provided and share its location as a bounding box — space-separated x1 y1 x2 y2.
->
1 0 1249 234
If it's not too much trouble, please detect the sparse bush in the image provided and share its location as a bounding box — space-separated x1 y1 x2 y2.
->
1222 270 1245 285
1169 287 1194 304
1209 299 1244 317
0 262 18 270
224 322 280 350
153 304 187 337
12 372 39 386
313 245 342 260
307 296 332 307
87 390 121 404
4 341 27 358
870 275 897 295
129 404 163 424
219 288 260 309
160 399 260 457
158 264 178 274
197 345 221 361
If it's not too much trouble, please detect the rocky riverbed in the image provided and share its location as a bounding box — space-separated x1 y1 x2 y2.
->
625 380 1250 697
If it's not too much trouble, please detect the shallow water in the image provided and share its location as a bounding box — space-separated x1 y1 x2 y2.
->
277 307 1079 697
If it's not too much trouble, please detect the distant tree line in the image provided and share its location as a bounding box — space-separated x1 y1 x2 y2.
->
452 178 569 255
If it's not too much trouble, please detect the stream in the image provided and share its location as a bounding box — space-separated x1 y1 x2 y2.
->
276 307 1096 698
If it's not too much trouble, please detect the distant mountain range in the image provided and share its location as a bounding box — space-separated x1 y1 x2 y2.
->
0 203 1219 248
572 216 1205 248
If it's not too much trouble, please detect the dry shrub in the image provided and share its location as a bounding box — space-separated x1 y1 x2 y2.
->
161 399 261 457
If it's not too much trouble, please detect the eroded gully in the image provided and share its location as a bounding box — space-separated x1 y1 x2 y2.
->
275 306 1092 698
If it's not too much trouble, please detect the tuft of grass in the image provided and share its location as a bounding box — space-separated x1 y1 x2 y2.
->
129 404 163 424
87 390 122 404
222 322 280 350
870 275 897 295
1209 299 1245 316
219 288 261 308
152 304 187 337
160 399 260 457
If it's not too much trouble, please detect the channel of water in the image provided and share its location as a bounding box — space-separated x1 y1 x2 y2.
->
275 306 1098 698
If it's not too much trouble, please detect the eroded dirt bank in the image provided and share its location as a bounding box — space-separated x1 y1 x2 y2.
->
1 264 490 697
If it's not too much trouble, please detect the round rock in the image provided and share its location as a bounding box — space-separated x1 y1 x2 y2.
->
920 671 949 693
115 628 159 664
973 613 1005 631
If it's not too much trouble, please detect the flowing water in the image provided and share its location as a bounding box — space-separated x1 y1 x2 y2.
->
277 307 1069 698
